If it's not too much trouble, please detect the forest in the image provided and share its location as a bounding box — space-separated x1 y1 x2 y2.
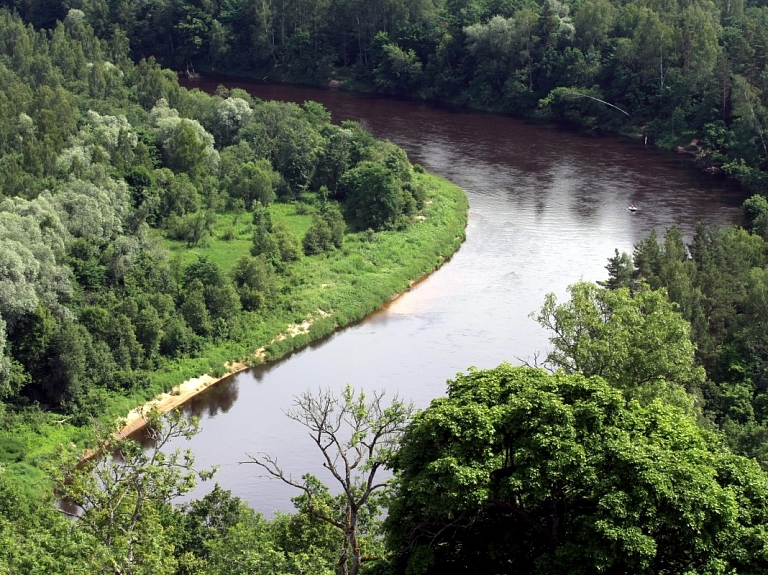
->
0 8 470 571
3 1 768 574
4 0 768 192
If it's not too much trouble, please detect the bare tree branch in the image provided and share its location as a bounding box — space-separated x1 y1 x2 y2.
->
241 386 415 575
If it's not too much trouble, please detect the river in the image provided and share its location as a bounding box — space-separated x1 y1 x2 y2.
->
165 80 747 514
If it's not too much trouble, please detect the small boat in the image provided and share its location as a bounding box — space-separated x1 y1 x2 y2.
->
627 204 637 212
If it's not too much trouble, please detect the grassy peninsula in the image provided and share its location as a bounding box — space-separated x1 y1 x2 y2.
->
118 172 467 432
3 172 467 495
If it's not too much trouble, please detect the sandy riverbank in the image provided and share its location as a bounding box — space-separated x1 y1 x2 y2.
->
118 362 249 437
117 270 439 439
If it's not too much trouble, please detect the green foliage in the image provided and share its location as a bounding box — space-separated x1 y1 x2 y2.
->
534 281 705 408
744 194 768 238
252 209 302 265
224 158 278 208
231 254 277 311
0 466 88 573
20 0 768 190
386 365 768 574
246 386 415 575
0 13 475 569
340 162 405 231
628 223 768 467
303 206 345 255
600 248 633 290
52 409 214 575
0 437 26 464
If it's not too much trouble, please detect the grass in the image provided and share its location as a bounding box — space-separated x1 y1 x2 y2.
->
163 201 316 271
2 172 468 490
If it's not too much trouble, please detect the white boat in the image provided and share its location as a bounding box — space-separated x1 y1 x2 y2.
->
627 205 637 212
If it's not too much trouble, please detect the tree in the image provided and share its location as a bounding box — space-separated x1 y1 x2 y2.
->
573 0 616 50
54 409 215 575
253 220 302 265
167 119 208 182
226 159 278 208
55 178 129 241
231 254 276 311
385 365 768 574
214 97 253 146
0 315 14 397
744 194 768 238
533 281 705 406
600 248 633 290
340 161 405 230
372 33 424 95
179 280 212 337
0 466 88 573
303 215 333 255
303 207 345 255
150 99 218 183
243 386 415 575
174 484 250 566
0 197 73 326
44 320 91 409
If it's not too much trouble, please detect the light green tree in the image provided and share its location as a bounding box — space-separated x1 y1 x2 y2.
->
533 281 705 407
54 409 214 575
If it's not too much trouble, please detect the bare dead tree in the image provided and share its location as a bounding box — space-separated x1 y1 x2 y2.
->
242 386 415 575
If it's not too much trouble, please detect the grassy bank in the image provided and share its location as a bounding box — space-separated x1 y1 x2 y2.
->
1 172 468 494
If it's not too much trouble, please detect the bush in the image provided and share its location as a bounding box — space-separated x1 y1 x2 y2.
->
303 206 345 255
303 216 333 255
0 438 26 463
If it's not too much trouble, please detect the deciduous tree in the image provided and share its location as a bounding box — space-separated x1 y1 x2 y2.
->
243 386 415 575
54 409 214 575
533 281 704 407
386 365 768 574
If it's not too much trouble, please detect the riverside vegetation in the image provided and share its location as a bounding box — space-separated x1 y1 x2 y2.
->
3 5 768 575
0 7 466 507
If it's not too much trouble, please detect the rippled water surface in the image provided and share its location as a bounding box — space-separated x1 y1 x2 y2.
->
164 80 746 513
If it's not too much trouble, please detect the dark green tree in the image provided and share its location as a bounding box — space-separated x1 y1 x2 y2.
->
744 194 768 238
600 248 634 290
386 365 768 575
231 254 277 311
340 161 403 231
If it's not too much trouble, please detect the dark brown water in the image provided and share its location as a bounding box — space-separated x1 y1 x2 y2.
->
166 80 746 513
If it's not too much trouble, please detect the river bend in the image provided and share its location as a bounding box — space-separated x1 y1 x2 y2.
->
165 81 746 513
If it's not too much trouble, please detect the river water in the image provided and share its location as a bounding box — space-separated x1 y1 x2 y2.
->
166 80 747 514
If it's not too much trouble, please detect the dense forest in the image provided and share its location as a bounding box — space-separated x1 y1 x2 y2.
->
0 0 470 501
0 6 461 421
0 4 470 572
4 0 768 192
4 2 768 574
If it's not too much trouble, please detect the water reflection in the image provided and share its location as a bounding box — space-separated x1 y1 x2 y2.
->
184 377 239 419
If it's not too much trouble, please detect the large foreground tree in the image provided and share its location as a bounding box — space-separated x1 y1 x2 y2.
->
385 365 768 574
